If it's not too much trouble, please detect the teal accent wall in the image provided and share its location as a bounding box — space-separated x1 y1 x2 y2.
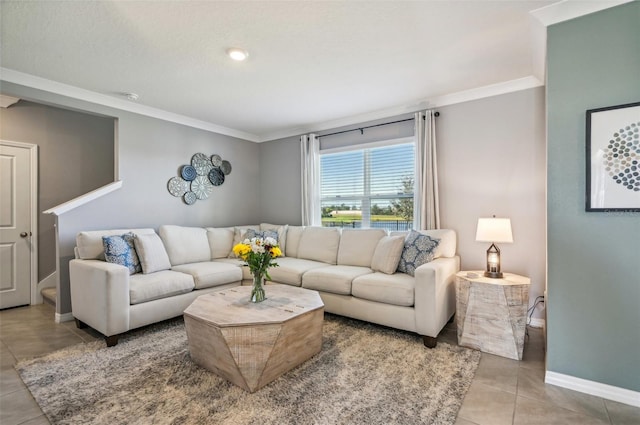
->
547 2 640 392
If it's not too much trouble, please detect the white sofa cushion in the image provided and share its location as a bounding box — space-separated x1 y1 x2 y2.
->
77 228 155 260
337 228 386 267
213 258 252 280
206 227 235 259
351 272 415 307
129 270 195 305
285 226 304 258
370 235 405 274
302 265 372 295
265 257 330 287
171 261 242 289
391 229 456 258
260 223 288 256
159 225 210 266
297 227 341 265
133 233 172 274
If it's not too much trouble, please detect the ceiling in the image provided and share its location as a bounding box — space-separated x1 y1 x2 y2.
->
0 1 620 142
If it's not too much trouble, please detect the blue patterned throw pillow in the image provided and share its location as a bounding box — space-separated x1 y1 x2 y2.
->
102 233 142 275
397 230 440 277
244 229 278 243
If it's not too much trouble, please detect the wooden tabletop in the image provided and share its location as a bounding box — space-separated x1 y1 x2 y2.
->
184 284 324 327
456 271 530 286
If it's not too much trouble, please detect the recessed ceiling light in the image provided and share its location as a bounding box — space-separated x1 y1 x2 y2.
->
124 92 139 101
226 48 249 61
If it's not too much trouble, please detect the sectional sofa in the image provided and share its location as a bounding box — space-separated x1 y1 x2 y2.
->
69 224 460 347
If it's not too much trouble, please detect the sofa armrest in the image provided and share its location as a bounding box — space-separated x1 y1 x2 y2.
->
413 256 460 338
69 259 130 337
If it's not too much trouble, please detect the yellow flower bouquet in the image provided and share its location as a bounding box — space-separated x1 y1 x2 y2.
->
232 236 282 302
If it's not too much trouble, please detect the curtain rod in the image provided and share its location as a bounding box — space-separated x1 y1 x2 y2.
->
317 112 439 139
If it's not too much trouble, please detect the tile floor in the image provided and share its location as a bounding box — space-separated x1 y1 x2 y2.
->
1 303 639 425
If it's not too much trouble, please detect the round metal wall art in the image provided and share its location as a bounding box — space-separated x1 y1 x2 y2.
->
168 153 231 204
211 154 223 167
183 191 197 205
208 168 225 186
167 176 189 197
191 153 213 176
220 160 232 175
180 165 197 181
191 175 213 200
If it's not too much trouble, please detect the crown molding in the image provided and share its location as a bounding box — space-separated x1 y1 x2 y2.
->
530 0 634 27
0 68 260 142
0 94 20 108
1 66 541 144
259 76 544 142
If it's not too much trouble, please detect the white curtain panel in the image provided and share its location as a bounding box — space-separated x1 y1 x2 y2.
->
415 111 440 230
300 133 321 226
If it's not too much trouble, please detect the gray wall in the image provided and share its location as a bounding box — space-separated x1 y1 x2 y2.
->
1 82 261 314
546 2 640 392
260 87 547 319
258 115 415 226
437 88 546 318
0 100 114 281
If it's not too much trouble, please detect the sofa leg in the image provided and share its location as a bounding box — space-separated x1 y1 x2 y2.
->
75 319 87 329
422 335 437 349
105 335 119 347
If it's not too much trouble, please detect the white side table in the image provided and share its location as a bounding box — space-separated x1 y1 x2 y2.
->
455 271 530 360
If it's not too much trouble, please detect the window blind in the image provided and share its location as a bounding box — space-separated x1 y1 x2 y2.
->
319 142 415 229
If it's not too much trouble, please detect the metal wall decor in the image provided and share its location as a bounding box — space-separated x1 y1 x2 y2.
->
167 153 232 205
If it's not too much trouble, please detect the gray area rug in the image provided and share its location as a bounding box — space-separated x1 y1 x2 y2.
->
17 315 480 425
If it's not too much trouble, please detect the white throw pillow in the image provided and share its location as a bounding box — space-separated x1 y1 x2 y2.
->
371 235 406 274
133 233 172 274
206 227 235 259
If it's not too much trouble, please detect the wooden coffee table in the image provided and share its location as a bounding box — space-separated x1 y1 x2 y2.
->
183 284 324 392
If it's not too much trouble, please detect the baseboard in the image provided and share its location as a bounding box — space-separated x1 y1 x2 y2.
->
55 312 74 323
528 318 545 328
545 371 640 407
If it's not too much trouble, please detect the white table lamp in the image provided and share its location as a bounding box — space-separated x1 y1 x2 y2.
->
476 217 513 278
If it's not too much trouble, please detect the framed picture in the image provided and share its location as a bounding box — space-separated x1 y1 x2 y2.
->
586 101 640 212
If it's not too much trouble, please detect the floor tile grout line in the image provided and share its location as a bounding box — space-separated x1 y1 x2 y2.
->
513 368 521 425
514 392 613 423
602 399 614 425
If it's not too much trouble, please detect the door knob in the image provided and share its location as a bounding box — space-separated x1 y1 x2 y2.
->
20 232 29 238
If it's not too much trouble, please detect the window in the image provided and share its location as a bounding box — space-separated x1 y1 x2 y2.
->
319 139 415 231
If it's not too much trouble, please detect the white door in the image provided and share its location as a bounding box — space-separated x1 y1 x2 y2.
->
0 144 32 309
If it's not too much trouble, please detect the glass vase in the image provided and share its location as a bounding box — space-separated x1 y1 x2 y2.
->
250 273 266 303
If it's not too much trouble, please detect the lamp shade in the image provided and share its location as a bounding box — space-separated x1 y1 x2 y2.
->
475 218 513 243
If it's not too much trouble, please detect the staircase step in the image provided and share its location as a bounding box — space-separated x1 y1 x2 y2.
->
41 287 56 306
